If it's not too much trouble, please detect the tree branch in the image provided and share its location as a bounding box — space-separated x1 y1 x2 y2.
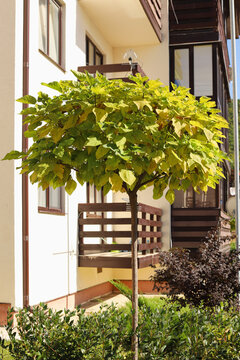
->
136 173 165 190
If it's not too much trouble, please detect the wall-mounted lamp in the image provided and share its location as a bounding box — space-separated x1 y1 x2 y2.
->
123 49 138 67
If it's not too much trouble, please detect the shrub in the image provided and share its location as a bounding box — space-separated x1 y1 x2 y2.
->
138 301 240 360
152 230 240 307
2 304 131 360
2 299 240 359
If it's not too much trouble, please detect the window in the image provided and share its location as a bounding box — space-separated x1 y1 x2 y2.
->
85 38 104 216
194 45 213 97
171 44 213 97
174 48 189 88
39 0 63 66
86 37 103 66
86 184 104 217
173 186 217 209
38 186 65 214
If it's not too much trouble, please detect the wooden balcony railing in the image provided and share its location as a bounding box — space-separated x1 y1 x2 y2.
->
78 202 162 268
217 0 230 80
139 0 162 42
171 208 231 251
77 63 146 83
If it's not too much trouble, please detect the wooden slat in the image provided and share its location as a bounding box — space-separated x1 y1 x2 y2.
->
172 208 220 217
77 63 146 77
139 0 161 42
172 241 202 249
171 21 217 30
79 255 131 268
79 218 131 225
172 221 218 227
78 209 84 255
141 212 146 255
80 231 131 238
171 1 215 11
80 242 162 252
138 231 162 238
138 243 162 251
138 253 160 268
170 9 216 21
78 252 160 269
138 218 162 227
172 231 208 238
79 244 131 251
157 214 161 245
81 230 162 238
138 203 162 215
78 203 127 212
150 213 154 254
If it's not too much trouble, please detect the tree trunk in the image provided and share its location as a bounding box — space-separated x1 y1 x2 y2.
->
129 191 138 360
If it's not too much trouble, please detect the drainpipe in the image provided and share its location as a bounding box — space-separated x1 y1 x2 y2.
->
22 0 30 307
229 0 240 282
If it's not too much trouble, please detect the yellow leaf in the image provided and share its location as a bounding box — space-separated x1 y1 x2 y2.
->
93 108 108 122
119 169 136 186
30 172 38 183
110 173 123 192
147 160 157 175
65 177 77 195
51 128 64 143
54 164 64 179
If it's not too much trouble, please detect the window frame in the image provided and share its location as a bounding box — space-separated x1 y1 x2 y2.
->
86 36 103 66
170 43 215 99
39 0 63 67
38 186 65 215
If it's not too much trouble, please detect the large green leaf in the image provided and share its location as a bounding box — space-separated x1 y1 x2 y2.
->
119 169 136 186
165 189 175 204
65 177 77 195
96 146 109 159
17 95 36 104
2 150 26 160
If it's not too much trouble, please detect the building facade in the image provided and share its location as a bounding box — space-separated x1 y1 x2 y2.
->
0 0 238 324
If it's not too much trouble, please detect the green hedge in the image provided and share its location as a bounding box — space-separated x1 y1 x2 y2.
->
1 301 240 359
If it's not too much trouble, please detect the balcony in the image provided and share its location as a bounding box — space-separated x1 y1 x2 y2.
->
169 0 230 80
79 0 161 47
78 203 162 269
171 208 231 252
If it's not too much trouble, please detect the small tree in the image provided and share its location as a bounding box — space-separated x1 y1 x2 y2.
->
4 72 228 359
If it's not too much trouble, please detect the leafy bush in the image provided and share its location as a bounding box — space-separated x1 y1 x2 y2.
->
138 301 240 360
1 304 131 360
2 300 240 359
152 230 240 307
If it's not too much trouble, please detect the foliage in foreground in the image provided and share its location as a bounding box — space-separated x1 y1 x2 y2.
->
1 301 240 359
152 230 240 307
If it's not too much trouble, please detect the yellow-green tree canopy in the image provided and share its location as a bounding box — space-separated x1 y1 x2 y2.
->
4 71 228 203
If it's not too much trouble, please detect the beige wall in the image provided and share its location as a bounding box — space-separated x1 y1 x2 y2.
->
0 0 17 304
